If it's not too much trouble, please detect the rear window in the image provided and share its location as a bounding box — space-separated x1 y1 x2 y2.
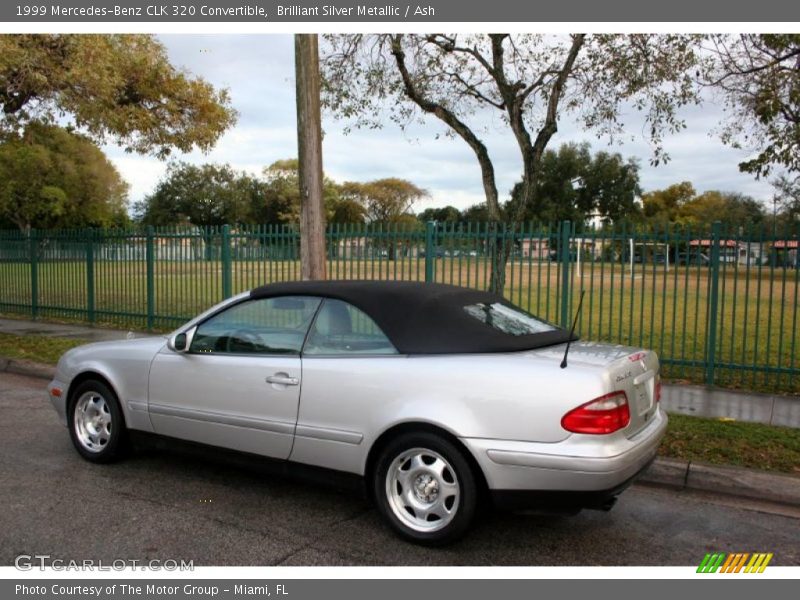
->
464 302 557 336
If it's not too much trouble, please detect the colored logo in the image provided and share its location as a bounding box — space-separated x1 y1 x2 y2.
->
697 552 773 573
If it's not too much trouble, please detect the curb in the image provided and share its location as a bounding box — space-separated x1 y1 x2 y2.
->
3 355 800 508
638 457 800 507
0 357 56 380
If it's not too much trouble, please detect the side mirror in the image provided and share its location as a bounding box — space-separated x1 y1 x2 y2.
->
168 327 195 353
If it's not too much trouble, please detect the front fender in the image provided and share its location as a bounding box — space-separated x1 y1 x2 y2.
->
57 338 166 433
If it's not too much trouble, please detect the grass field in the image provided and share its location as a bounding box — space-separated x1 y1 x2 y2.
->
1 256 798 393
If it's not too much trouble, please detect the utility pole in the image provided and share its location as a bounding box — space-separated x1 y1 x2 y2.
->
295 34 327 280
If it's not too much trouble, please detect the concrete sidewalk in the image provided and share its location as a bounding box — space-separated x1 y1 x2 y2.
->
1 315 799 428
661 385 800 429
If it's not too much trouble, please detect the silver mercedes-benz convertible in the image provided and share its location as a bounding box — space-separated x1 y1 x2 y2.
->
47 280 666 544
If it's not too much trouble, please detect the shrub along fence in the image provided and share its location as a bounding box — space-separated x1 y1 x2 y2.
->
0 221 798 393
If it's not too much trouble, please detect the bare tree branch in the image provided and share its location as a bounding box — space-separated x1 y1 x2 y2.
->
390 34 501 219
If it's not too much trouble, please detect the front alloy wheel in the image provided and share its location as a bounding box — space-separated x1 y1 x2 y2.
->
374 432 478 545
68 380 127 463
73 392 112 453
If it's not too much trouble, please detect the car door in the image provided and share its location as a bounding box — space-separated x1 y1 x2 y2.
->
290 298 403 473
148 295 321 459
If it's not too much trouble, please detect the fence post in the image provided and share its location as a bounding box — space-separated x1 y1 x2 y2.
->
145 226 155 330
559 220 572 328
424 221 436 283
705 221 722 386
29 229 38 320
221 225 232 299
86 229 95 324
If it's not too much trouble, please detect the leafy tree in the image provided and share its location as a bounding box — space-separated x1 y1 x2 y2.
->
418 206 462 223
378 210 425 260
322 34 698 221
641 182 696 227
322 33 699 290
461 203 492 222
393 213 425 230
254 159 304 225
771 175 800 228
339 178 428 224
0 35 237 158
582 150 642 225
0 123 128 232
703 35 800 177
507 143 641 225
329 198 367 224
255 159 343 226
640 184 767 232
134 159 429 230
336 178 427 260
135 162 256 227
678 191 766 231
514 142 590 223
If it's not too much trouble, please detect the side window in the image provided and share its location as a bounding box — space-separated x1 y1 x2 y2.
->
190 296 321 355
303 299 398 356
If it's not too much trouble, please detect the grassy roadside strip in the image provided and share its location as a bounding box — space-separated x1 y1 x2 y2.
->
0 332 798 474
0 332 88 365
659 413 800 474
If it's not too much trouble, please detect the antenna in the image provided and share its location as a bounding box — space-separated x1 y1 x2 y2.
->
560 290 586 369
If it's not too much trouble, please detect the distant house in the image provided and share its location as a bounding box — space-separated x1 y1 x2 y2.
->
95 226 208 262
519 238 550 260
518 237 608 261
689 239 752 265
772 240 799 267
573 237 605 261
337 236 368 259
153 226 206 261
336 236 423 259
737 242 767 266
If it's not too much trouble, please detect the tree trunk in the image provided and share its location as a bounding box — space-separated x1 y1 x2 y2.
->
13 219 30 234
487 221 517 295
295 34 327 280
390 34 506 292
487 34 586 294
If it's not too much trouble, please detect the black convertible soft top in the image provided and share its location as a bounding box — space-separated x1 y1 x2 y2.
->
249 280 575 355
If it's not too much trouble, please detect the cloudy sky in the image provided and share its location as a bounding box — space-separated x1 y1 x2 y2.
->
104 34 776 214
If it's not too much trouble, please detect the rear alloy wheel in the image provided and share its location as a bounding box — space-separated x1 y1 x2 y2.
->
68 380 127 463
374 432 478 545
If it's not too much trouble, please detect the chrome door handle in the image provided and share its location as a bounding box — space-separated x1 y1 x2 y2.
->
266 374 300 386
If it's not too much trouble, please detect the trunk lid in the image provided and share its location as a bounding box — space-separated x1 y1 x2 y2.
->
527 341 660 437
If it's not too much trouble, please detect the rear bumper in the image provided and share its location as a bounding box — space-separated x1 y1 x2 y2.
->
460 406 667 495
490 455 656 511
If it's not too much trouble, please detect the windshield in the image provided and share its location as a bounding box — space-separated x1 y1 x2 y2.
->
463 302 557 336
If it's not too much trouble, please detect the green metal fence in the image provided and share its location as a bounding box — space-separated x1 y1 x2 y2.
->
1 221 798 393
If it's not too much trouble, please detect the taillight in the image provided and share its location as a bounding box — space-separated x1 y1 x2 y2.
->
561 391 630 435
655 375 662 403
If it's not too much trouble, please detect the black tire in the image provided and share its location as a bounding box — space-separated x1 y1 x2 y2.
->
68 379 127 463
373 431 479 545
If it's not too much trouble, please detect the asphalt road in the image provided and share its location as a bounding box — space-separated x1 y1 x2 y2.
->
1 371 798 567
